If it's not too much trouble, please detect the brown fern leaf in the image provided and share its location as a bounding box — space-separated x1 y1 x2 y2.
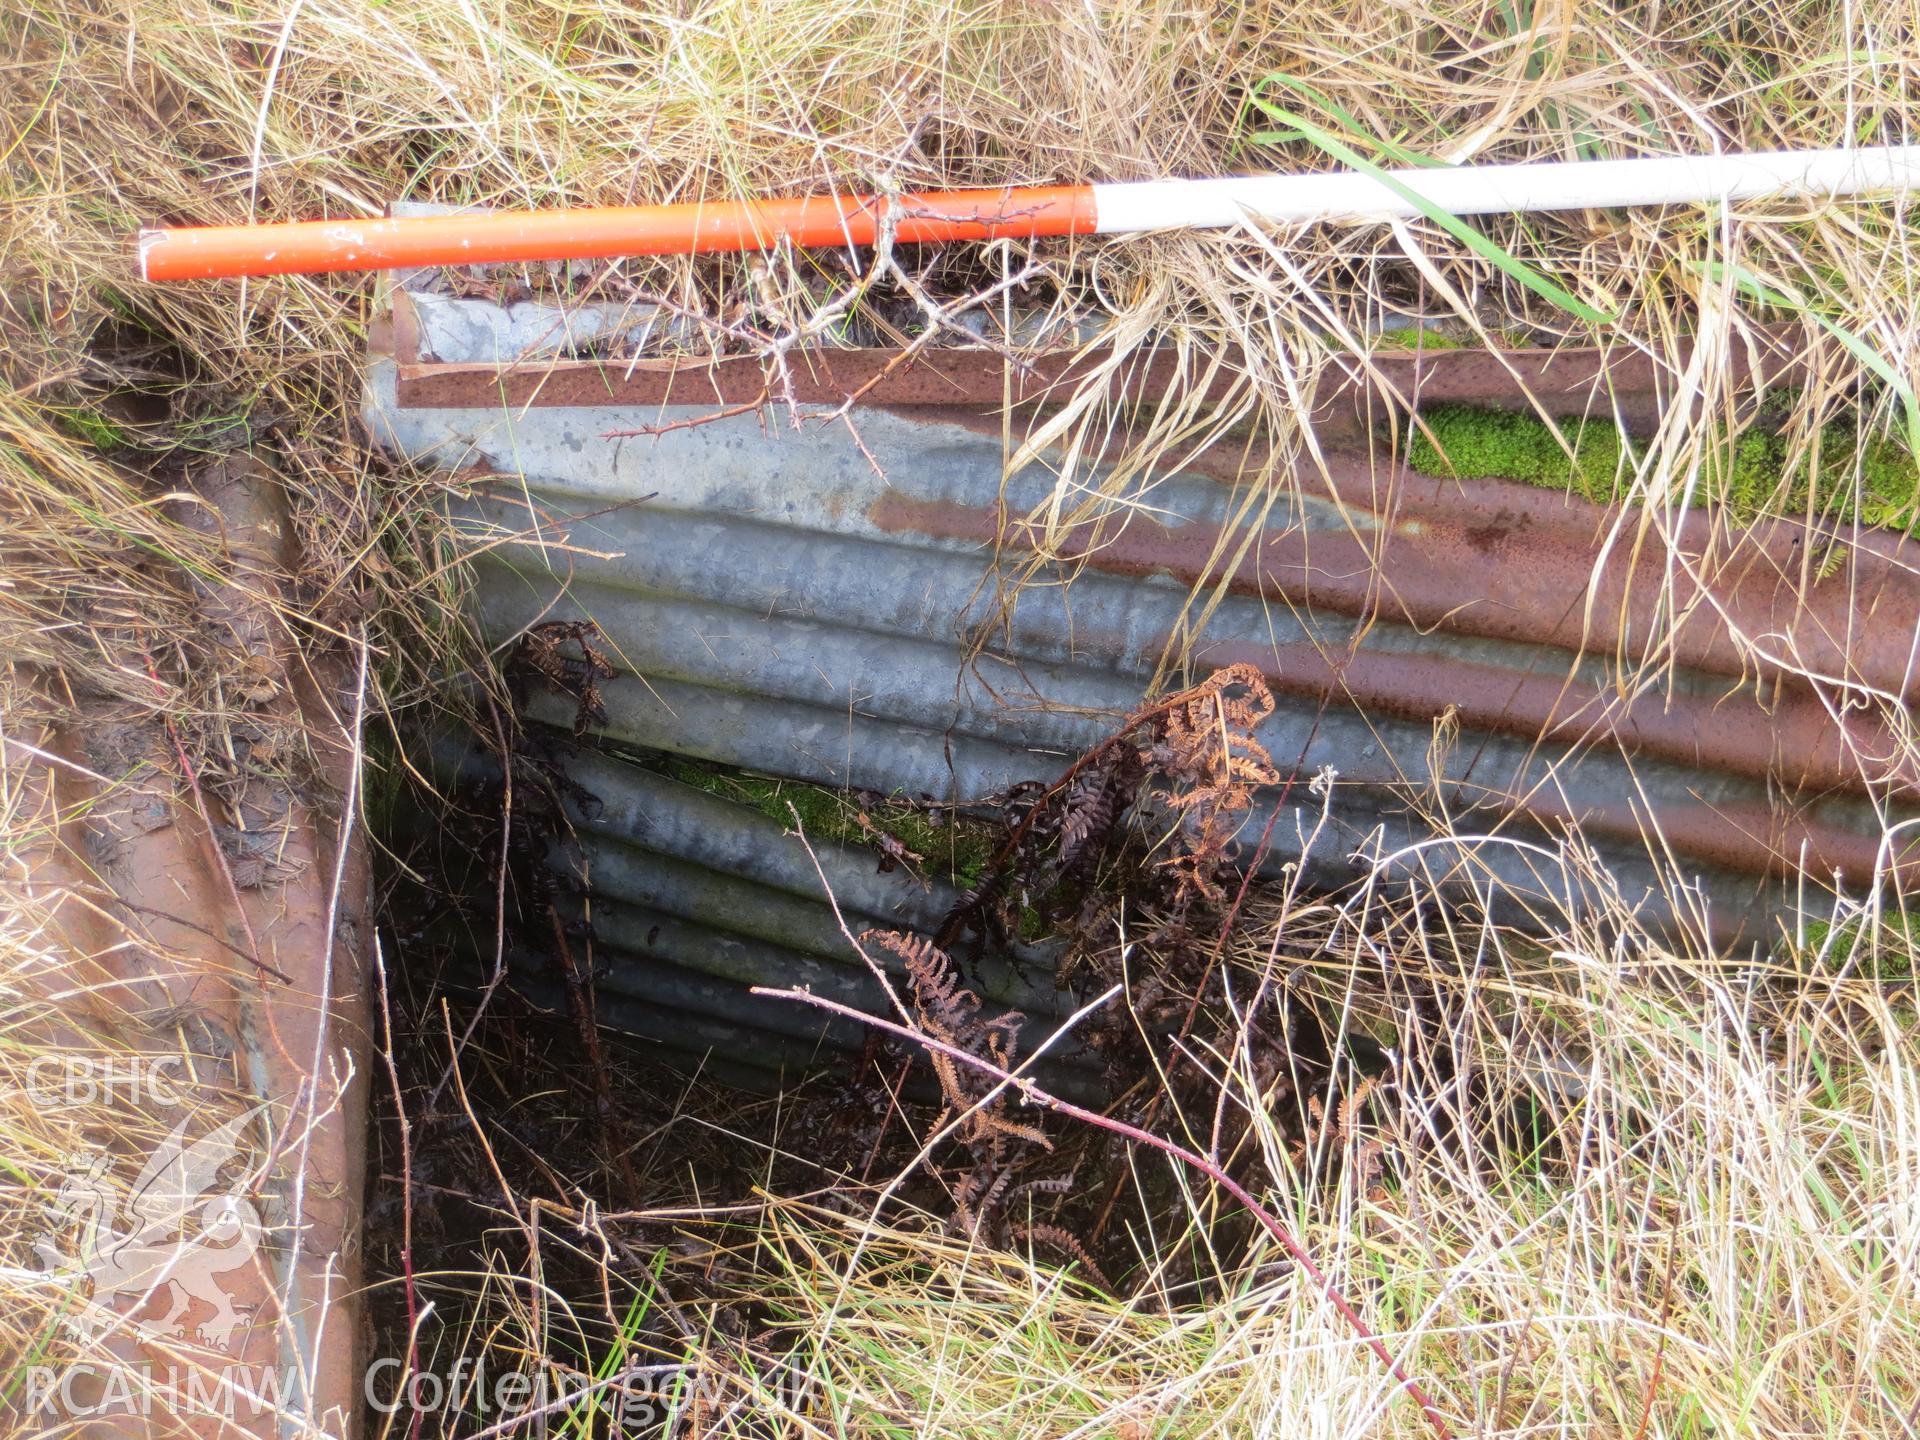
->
1146 665 1283 901
951 1161 990 1238
1058 758 1119 872
1225 746 1281 786
1337 1075 1379 1141
936 866 1011 958
981 1165 1017 1210
981 1008 1022 1053
981 1112 1052 1149
1005 1172 1076 1206
865 929 1049 1157
865 928 982 1040
927 1048 968 1116
1207 661 1275 726
1010 1222 1113 1293
511 619 616 736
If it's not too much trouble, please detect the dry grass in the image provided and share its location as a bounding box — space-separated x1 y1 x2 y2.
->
6 0 1918 669
8 1 1919 446
722 942 1920 1438
355 844 1920 1439
5 1 1920 1437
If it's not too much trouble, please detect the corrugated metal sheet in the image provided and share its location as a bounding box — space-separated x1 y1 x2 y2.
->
369 278 1920 1080
426 735 1104 1094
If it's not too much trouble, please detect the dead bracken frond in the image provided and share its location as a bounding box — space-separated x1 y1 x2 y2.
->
939 664 1280 971
1152 662 1281 900
847 669 1294 1283
864 928 1045 1156
507 619 615 737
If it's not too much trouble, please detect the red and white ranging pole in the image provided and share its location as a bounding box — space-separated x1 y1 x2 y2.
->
139 146 1920 282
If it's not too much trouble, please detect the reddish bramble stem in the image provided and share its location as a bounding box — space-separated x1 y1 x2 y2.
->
755 984 1455 1440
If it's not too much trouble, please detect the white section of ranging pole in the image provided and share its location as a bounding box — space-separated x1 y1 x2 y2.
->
1088 145 1920 233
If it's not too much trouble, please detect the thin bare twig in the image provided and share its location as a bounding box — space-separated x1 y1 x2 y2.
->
370 933 423 1440
602 396 768 439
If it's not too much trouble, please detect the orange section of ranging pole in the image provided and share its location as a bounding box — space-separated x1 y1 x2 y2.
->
137 186 1100 281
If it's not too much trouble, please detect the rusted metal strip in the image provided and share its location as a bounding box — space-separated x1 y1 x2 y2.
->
868 484 1919 794
9 458 369 1440
894 415 1920 707
392 295 1799 432
383 284 1915 705
467 552 1897 896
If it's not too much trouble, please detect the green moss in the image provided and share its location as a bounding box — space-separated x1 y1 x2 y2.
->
1858 438 1920 528
1016 903 1050 943
1373 329 1466 352
1406 405 1920 531
1700 422 1920 531
1796 911 1918 981
1696 426 1781 521
664 758 999 886
1405 405 1624 504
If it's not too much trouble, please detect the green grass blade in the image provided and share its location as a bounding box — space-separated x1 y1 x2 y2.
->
1238 75 1439 169
1704 259 1920 459
1248 82 1614 325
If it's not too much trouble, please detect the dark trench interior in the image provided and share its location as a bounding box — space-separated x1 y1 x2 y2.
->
358 652 1457 1430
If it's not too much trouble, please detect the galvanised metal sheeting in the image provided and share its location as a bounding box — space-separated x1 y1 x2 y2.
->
427 735 1102 1093
371 279 1920 1071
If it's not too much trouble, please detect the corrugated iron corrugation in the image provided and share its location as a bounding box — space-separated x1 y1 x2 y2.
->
426 736 1104 1094
370 279 1919 1082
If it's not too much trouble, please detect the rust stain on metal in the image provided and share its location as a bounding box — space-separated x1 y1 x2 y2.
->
374 280 1915 927
865 484 1917 887
868 483 1920 743
11 457 369 1439
898 409 1920 704
388 283 1800 429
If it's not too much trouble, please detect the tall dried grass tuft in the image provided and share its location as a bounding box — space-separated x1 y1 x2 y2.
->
691 828 1920 1438
7 0 1918 683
